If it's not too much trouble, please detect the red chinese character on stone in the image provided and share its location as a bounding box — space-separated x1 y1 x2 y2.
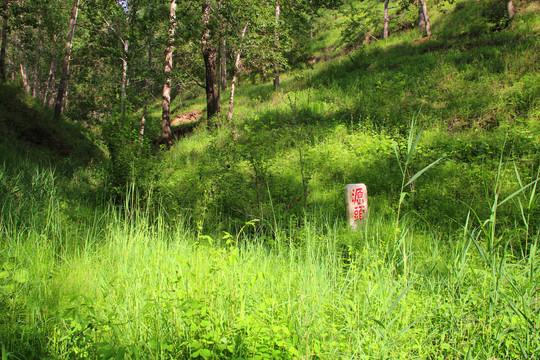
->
346 184 368 230
354 205 364 221
352 188 364 205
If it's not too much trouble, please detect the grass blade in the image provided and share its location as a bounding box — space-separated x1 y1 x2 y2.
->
393 141 404 175
406 127 424 164
405 157 443 187
498 179 540 207
386 282 414 316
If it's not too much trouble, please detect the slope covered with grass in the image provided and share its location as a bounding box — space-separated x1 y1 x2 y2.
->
1 0 539 359
159 0 539 237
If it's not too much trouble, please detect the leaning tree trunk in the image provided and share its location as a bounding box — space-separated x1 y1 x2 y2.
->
383 0 390 39
273 0 280 91
54 0 79 119
227 23 248 123
161 0 176 145
0 1 9 83
202 0 220 122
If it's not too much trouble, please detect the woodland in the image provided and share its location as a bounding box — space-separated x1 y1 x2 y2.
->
0 0 539 358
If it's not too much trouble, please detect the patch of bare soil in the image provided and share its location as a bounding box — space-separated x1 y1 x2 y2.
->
171 110 202 126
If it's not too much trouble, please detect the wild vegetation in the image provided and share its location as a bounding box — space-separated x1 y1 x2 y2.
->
1 0 539 358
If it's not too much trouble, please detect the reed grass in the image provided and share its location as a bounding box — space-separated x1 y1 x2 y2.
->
1 160 538 359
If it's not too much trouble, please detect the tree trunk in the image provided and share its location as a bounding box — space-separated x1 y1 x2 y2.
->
20 62 29 93
139 107 146 148
141 13 153 150
54 0 79 119
417 0 425 33
202 0 220 122
32 15 42 98
227 23 248 123
507 0 515 23
0 1 9 83
237 64 242 87
383 0 390 39
220 37 226 91
309 0 314 40
273 0 280 91
419 0 431 37
44 34 57 105
120 38 129 119
9 38 16 81
63 83 69 112
161 0 176 145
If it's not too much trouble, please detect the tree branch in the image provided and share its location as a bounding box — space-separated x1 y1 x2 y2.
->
190 77 205 89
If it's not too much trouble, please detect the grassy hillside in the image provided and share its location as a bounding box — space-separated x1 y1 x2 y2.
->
1 0 539 359
157 0 539 237
0 84 102 165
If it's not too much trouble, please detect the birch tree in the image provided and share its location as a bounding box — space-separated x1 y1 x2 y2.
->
273 0 280 90
384 0 390 39
417 0 431 36
43 33 57 105
161 0 177 144
31 14 42 98
220 36 226 91
227 22 248 122
54 0 79 119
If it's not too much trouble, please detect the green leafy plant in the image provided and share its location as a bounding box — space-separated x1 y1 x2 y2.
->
392 114 443 277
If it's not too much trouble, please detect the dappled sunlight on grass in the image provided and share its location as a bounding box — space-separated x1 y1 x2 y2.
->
1 0 539 358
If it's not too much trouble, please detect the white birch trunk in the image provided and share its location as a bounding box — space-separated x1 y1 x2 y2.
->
273 0 280 91
121 38 129 118
44 34 57 105
161 0 176 144
20 62 29 93
221 37 227 91
227 23 248 123
419 0 431 37
54 0 79 119
32 15 42 98
507 1 515 23
383 0 390 39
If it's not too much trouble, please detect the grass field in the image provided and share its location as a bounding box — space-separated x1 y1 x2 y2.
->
1 0 539 358
1 165 538 358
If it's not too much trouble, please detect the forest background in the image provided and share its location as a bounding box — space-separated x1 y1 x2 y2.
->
0 0 539 358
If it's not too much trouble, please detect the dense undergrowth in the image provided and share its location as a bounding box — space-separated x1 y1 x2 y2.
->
157 0 539 238
1 0 540 358
1 166 539 359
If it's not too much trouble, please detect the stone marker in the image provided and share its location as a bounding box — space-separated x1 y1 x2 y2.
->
345 184 368 230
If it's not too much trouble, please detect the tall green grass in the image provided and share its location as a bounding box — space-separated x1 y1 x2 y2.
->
1 157 539 359
1 1 539 358
154 0 539 234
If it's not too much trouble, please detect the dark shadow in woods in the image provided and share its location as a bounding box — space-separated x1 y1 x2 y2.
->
0 83 104 168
